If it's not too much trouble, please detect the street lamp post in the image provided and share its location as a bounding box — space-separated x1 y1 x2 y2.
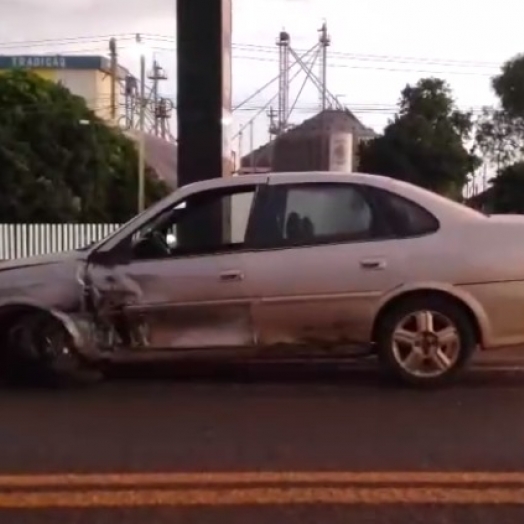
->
136 33 146 213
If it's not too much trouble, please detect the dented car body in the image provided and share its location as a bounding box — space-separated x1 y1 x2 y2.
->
4 171 524 387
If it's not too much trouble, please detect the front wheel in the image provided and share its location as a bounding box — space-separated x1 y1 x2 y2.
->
3 312 102 387
376 296 477 388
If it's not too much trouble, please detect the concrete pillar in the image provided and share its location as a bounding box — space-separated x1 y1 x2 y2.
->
176 0 232 188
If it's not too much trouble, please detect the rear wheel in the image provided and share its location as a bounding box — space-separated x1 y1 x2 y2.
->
2 311 102 387
376 295 477 388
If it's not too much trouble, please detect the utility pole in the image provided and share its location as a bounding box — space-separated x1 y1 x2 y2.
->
124 76 137 129
109 38 118 124
277 29 290 135
136 33 146 213
318 21 330 112
148 60 168 136
159 99 168 139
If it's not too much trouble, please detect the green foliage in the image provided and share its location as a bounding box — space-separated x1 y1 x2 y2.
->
0 69 169 223
475 108 524 167
359 78 480 199
493 55 524 119
473 54 524 213
476 55 524 171
489 162 524 214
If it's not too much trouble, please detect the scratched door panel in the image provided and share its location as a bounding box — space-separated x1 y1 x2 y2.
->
243 182 408 348
89 253 254 350
244 241 407 348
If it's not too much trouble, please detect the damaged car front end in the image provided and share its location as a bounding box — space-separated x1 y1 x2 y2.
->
0 249 101 382
0 188 185 383
0 176 251 384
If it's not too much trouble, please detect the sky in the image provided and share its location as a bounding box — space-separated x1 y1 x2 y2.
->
1 0 524 156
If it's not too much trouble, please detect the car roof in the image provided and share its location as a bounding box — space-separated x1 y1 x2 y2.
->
97 171 483 254
179 172 484 223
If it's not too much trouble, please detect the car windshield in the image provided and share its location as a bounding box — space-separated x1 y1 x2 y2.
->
77 191 179 253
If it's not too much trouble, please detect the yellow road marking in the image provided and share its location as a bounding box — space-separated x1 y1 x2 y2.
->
0 487 524 508
1 472 524 508
1 471 524 487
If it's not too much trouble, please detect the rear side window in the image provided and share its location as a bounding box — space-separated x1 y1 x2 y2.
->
376 189 439 237
255 183 380 248
283 185 373 240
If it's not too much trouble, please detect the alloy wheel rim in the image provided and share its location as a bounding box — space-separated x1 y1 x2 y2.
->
391 310 461 378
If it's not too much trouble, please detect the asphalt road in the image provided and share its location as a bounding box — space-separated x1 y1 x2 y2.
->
2 349 524 523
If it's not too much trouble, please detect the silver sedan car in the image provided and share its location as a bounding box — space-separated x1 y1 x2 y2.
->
0 171 522 388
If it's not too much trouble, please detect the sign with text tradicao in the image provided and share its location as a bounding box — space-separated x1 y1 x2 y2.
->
0 55 106 71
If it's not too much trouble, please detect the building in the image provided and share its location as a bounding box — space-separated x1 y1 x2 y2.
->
239 108 377 174
0 54 179 188
0 54 130 124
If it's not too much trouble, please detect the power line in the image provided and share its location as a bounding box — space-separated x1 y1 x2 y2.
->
0 43 496 77
0 33 504 70
232 52 320 141
137 45 499 77
145 35 504 69
0 99 489 116
228 54 497 77
0 34 136 50
224 43 503 69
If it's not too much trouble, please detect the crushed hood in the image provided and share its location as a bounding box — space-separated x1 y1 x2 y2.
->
0 250 85 272
0 249 87 312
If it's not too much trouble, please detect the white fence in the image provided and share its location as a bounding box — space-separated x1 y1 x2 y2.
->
0 223 122 260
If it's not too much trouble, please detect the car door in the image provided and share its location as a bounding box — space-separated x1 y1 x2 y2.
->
243 179 410 348
88 184 262 350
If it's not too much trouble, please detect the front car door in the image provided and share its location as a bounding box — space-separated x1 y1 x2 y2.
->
87 182 264 351
244 177 411 348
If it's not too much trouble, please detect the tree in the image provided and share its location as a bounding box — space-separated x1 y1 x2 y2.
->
493 54 524 119
475 107 524 168
488 162 524 214
359 78 480 199
475 55 524 169
0 69 169 223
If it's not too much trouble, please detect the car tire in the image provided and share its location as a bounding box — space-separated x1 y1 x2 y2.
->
376 295 477 388
2 312 103 388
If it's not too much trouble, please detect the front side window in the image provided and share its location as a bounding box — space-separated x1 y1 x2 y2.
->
131 187 257 259
262 184 377 247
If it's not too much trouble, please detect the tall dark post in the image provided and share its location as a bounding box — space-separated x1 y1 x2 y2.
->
176 0 232 186
176 0 232 245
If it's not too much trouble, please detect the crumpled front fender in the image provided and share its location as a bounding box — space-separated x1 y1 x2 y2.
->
0 297 98 359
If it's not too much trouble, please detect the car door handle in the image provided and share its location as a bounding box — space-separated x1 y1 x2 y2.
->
360 258 387 270
219 270 244 282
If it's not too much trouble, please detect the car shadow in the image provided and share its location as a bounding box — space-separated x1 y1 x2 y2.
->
1 357 524 391
104 357 524 390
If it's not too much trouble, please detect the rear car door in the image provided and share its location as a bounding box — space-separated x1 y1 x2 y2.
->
243 179 410 347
